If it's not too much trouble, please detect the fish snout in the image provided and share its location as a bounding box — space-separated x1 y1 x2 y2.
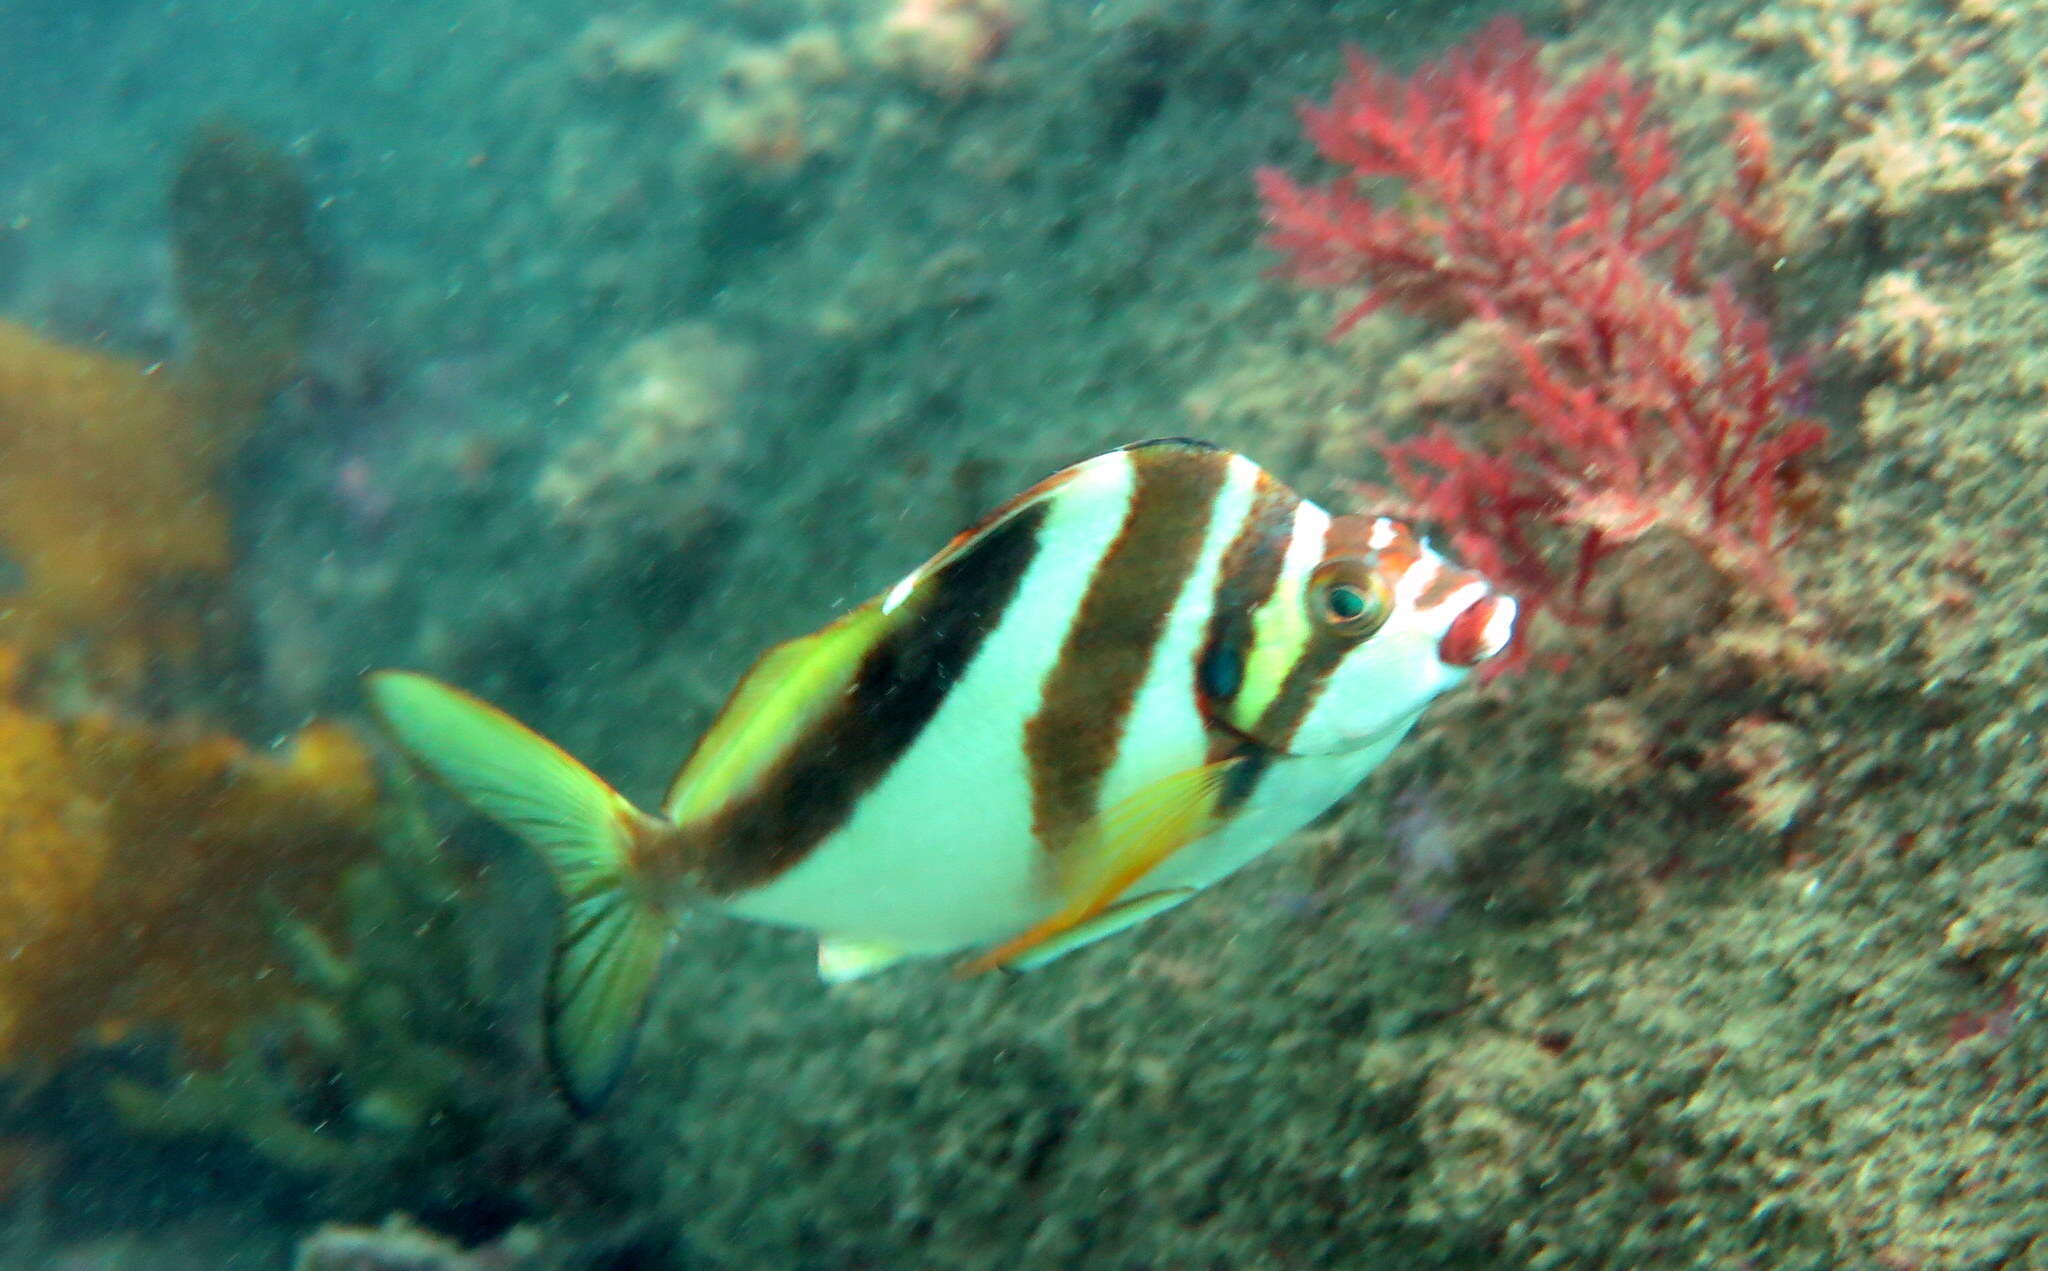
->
1436 586 1518 669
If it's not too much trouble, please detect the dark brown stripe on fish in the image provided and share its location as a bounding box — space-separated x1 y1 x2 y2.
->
1215 745 1270 815
695 500 1049 893
1251 630 1349 754
1195 469 1299 712
1193 483 1301 814
1024 444 1230 854
1252 513 1402 751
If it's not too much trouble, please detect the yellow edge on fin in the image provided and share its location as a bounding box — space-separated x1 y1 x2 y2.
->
547 889 672 1113
663 460 1102 825
959 756 1244 975
366 670 670 1113
1006 888 1195 971
663 602 891 823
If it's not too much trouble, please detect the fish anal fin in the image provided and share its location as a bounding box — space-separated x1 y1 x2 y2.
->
960 756 1245 975
817 936 913 984
1005 889 1195 971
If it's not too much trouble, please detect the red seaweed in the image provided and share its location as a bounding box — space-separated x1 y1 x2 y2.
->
1258 19 1825 637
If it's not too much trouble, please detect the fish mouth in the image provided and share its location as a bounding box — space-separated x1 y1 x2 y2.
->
1438 591 1518 668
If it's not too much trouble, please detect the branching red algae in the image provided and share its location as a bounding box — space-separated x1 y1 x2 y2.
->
1259 19 1825 637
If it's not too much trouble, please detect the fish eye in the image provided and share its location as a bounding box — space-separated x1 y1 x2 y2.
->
1309 563 1391 639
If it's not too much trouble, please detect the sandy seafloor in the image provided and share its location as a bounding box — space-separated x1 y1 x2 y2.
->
4 0 2048 1266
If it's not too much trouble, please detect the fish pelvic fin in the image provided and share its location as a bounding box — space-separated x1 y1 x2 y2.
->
366 670 676 1114
816 936 913 985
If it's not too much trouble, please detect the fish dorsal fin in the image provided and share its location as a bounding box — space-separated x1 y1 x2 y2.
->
662 457 1100 825
960 754 1249 974
903 458 1092 587
663 601 893 823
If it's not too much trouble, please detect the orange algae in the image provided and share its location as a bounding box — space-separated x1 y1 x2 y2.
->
0 123 320 669
0 646 380 1063
0 321 240 659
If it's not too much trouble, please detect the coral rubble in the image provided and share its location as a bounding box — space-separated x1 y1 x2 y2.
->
293 1216 552 1271
871 0 1016 96
533 322 753 534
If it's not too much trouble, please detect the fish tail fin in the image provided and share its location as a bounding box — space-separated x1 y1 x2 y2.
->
367 670 675 1113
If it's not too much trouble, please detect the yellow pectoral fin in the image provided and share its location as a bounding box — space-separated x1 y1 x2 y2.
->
959 756 1248 975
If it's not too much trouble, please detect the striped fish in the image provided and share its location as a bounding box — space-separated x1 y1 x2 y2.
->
369 439 1515 1109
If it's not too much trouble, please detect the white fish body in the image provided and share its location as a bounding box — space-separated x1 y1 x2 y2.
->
369 440 1514 1108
